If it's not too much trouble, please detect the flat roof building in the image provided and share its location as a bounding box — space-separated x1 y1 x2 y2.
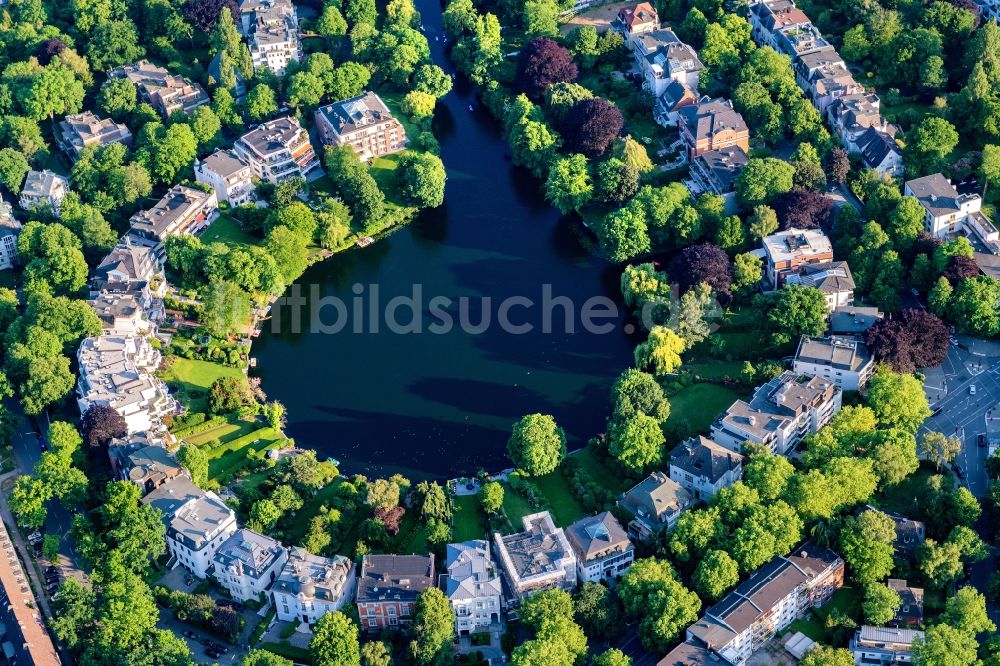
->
794 335 875 391
234 116 321 183
493 512 576 603
762 227 834 287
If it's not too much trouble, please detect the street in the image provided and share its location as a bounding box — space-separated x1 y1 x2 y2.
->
919 338 1000 497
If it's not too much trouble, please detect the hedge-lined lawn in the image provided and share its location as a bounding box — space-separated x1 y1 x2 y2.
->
452 494 486 542
206 427 285 480
501 487 535 527
665 383 744 436
184 420 258 446
260 643 311 665
533 471 586 527
199 214 258 247
160 358 243 413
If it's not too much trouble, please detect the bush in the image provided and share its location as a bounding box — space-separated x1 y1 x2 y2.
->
172 415 228 439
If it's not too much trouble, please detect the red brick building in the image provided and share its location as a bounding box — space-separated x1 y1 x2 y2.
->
356 554 435 632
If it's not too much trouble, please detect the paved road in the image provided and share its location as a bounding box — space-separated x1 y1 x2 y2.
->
919 343 1000 497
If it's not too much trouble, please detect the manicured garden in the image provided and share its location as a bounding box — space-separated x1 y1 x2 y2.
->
664 383 745 437
159 358 245 414
452 493 487 542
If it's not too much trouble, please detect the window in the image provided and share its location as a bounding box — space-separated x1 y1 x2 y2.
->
368 618 377 628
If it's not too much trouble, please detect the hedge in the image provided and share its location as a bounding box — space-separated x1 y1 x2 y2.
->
202 427 277 455
172 415 228 439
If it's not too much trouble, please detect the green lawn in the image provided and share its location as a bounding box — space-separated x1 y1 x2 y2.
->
453 493 487 542
814 587 861 622
260 643 311 664
380 90 424 144
184 420 258 446
533 471 587 527
206 427 285 479
664 383 744 436
683 360 747 381
501 486 536 528
159 358 244 413
786 616 826 642
572 445 628 494
199 214 259 247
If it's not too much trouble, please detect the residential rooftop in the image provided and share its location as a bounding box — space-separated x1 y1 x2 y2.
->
795 336 871 373
142 475 235 551
762 227 833 264
441 540 502 602
357 554 435 603
214 528 286 581
669 436 743 484
678 98 749 142
565 512 631 561
273 546 354 603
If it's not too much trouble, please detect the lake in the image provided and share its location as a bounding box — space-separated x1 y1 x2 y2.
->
251 0 637 479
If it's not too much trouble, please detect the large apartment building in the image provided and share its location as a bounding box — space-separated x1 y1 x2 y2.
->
794 335 875 391
663 543 845 665
493 512 577 603
76 335 175 435
904 173 998 245
212 529 289 603
129 185 218 248
0 199 20 271
239 0 302 75
142 475 239 579
711 371 842 456
57 111 132 159
234 117 321 183
761 227 834 287
315 92 408 162
109 60 210 118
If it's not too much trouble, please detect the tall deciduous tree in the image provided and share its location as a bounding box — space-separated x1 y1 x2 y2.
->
561 97 624 158
507 413 566 476
516 37 578 101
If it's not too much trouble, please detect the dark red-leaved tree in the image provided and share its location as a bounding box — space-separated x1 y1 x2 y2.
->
948 0 981 27
561 97 624 158
669 242 732 298
943 254 980 284
516 37 578 102
824 147 850 184
373 506 406 535
865 308 950 373
81 405 128 450
772 190 834 232
182 0 239 33
34 38 67 66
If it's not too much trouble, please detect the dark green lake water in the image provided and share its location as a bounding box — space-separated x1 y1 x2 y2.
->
252 1 637 478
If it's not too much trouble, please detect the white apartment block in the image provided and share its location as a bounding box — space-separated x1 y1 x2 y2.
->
195 149 256 206
668 436 744 501
212 528 288 602
234 116 321 183
631 29 703 97
142 475 238 579
272 547 356 624
315 92 408 162
904 173 998 245
493 512 576 603
850 626 923 665
239 0 302 75
565 512 634 584
794 336 876 392
711 371 842 456
76 335 175 435
0 198 20 271
441 541 503 634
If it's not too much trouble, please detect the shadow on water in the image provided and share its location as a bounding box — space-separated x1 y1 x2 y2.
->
251 0 637 478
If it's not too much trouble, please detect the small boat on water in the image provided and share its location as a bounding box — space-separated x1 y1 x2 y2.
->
326 457 341 467
468 104 474 111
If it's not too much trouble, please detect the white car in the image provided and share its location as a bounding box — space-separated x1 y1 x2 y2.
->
970 385 977 395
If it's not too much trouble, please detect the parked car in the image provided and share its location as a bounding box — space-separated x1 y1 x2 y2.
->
205 649 221 660
979 434 987 447
27 532 43 545
183 630 198 640
955 465 966 479
971 385 977 395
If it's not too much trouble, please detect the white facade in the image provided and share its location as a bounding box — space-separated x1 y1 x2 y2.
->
19 169 68 216
850 626 923 665
76 335 175 435
904 173 997 242
565 513 634 584
668 436 743 501
442 541 503 635
493 512 577 603
271 547 356 624
195 149 256 206
234 117 321 184
794 336 876 392
142 475 238 579
0 198 20 270
212 529 288 602
240 0 302 75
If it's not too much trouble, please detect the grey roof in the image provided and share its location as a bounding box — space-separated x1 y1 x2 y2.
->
796 336 871 372
620 471 691 520
89 291 142 324
442 541 501 602
678 98 749 143
858 127 900 169
636 30 703 77
496 512 573 581
142 475 235 551
659 79 695 109
856 625 923 646
905 173 975 218
0 199 20 237
658 638 721 665
214 528 286 580
565 512 631 561
829 306 882 335
200 149 250 179
693 146 748 193
789 261 855 294
887 578 923 625
94 240 158 283
796 46 844 72
691 543 842 646
237 116 308 158
316 92 396 137
58 111 131 155
714 371 838 441
129 185 213 240
126 445 181 483
670 436 743 483
357 554 434 603
20 169 67 199
110 60 209 116
273 546 354 603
